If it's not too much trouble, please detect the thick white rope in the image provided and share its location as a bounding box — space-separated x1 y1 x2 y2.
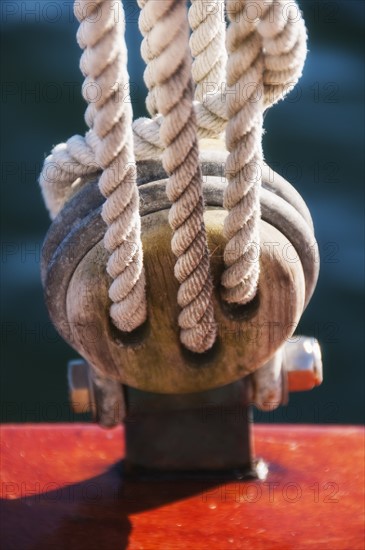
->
74 0 147 332
221 0 265 304
133 93 228 161
137 0 217 353
40 0 307 218
40 97 228 220
260 0 308 108
39 130 99 219
39 0 307 349
221 0 307 305
189 0 227 105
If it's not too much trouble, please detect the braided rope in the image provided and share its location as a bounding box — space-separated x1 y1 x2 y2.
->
137 0 217 353
74 0 147 332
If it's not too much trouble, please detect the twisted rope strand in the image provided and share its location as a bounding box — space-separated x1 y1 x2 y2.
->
133 91 228 161
260 0 308 107
221 0 307 304
39 131 99 219
74 0 147 332
221 0 265 304
39 0 307 353
138 0 217 353
40 1 306 219
189 0 227 107
39 92 229 219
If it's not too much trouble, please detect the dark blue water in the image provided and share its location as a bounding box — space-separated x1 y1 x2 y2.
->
1 1 364 424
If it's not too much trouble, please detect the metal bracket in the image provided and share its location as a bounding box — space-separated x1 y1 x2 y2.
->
68 337 321 477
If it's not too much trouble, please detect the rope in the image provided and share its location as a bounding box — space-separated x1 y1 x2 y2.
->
261 0 308 108
221 0 308 305
39 100 228 219
39 130 99 219
138 0 217 353
133 93 228 161
74 0 147 333
40 0 307 216
39 0 307 351
189 0 227 105
221 1 264 304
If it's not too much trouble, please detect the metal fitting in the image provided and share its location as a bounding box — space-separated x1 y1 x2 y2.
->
283 336 323 392
249 336 323 410
68 337 322 421
67 359 125 427
67 359 92 414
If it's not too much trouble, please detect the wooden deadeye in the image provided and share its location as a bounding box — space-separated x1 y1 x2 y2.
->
39 0 322 474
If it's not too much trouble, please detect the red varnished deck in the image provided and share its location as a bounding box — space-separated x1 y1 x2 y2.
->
1 424 364 549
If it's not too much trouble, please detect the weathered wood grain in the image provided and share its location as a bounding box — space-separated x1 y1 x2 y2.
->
41 162 314 277
41 143 319 393
43 175 318 353
65 211 305 393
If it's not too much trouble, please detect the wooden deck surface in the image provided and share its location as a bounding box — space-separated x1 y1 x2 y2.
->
1 424 364 549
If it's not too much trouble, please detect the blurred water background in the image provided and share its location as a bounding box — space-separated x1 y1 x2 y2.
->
1 1 364 424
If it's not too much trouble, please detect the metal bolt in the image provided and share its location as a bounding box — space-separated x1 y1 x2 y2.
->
67 359 92 414
249 336 323 410
283 336 323 392
68 338 323 419
67 359 125 426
